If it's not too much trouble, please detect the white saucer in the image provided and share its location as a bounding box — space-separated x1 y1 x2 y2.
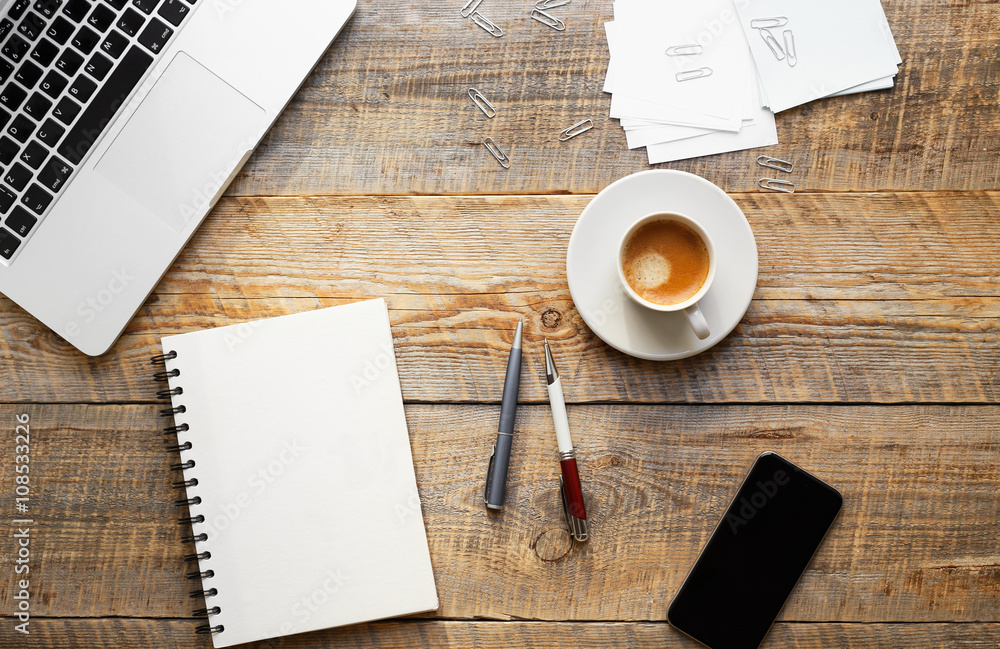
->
567 170 758 361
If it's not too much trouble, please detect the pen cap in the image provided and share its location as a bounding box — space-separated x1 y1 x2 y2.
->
498 346 522 432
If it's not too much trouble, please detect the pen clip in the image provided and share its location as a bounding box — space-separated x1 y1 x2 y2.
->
484 445 496 505
559 476 590 542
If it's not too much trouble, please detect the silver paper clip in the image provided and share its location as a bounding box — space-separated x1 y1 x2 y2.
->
468 88 497 118
759 28 785 61
676 67 713 82
558 119 593 142
750 16 788 29
530 8 566 31
460 0 483 18
471 11 504 37
483 137 511 169
665 44 703 56
783 30 797 67
535 0 571 8
757 155 794 173
759 178 795 193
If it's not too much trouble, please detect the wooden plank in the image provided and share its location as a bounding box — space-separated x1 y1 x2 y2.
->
2 193 999 403
1 404 996 622
1 620 998 649
226 0 1000 195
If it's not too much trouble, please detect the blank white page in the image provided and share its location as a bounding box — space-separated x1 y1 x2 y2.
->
160 299 437 648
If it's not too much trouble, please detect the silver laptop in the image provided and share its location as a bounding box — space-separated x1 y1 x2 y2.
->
0 0 356 355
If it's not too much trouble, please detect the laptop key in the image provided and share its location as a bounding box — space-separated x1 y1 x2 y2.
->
104 0 127 8
9 0 31 20
2 35 31 62
52 96 81 125
72 25 101 53
0 84 28 112
87 4 116 32
5 162 32 191
85 51 113 80
0 60 11 84
20 140 47 169
117 9 144 36
0 185 14 213
23 92 52 119
0 20 13 41
157 0 188 27
21 183 52 214
56 48 85 75
100 29 127 58
34 1 65 19
58 45 152 164
7 205 38 235
0 137 17 164
18 12 46 41
37 118 65 146
132 0 159 15
68 74 97 101
47 17 75 44
40 70 68 98
0 227 21 259
30 38 60 66
0 109 9 131
138 17 172 54
63 0 92 22
8 114 34 142
38 155 72 191
15 61 43 89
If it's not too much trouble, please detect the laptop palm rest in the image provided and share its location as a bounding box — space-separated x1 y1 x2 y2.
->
96 52 265 233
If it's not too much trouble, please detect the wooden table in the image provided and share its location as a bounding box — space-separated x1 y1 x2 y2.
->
2 1 999 646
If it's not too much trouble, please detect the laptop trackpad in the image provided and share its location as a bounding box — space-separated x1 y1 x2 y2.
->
96 52 265 232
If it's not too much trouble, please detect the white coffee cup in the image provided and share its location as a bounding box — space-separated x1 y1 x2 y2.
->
617 212 717 340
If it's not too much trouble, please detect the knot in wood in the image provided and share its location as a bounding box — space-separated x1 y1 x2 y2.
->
534 528 572 562
541 309 562 329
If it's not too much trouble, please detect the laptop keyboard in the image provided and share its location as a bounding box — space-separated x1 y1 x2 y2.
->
0 0 198 262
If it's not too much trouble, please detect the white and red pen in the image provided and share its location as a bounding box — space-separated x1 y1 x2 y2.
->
544 340 589 542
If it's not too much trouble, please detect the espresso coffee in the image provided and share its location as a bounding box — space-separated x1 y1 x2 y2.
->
622 219 710 306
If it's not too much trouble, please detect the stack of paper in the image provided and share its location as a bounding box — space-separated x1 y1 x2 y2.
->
604 0 778 165
735 0 901 113
604 1 900 165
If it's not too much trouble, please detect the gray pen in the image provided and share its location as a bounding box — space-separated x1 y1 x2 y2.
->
484 319 523 510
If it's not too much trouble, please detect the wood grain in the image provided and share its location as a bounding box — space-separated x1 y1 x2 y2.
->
1 620 998 649
224 0 1000 196
0 2 997 644
1 193 998 404
1 404 996 623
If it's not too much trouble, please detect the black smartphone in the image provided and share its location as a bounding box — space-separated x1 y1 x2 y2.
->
667 452 843 649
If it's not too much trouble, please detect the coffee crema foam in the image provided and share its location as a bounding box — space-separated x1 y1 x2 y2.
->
623 219 709 306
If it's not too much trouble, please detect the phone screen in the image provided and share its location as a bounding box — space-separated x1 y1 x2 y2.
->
667 452 843 649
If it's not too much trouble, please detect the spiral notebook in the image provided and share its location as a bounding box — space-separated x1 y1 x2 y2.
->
154 299 438 648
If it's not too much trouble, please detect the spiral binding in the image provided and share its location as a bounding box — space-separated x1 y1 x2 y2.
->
152 350 224 638
158 387 183 399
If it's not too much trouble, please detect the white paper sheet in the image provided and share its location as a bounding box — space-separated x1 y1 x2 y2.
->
606 20 745 131
612 92 746 131
645 81 777 164
736 0 901 112
624 72 759 148
610 0 750 122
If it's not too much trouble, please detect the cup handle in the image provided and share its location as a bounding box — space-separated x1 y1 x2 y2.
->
684 303 711 340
